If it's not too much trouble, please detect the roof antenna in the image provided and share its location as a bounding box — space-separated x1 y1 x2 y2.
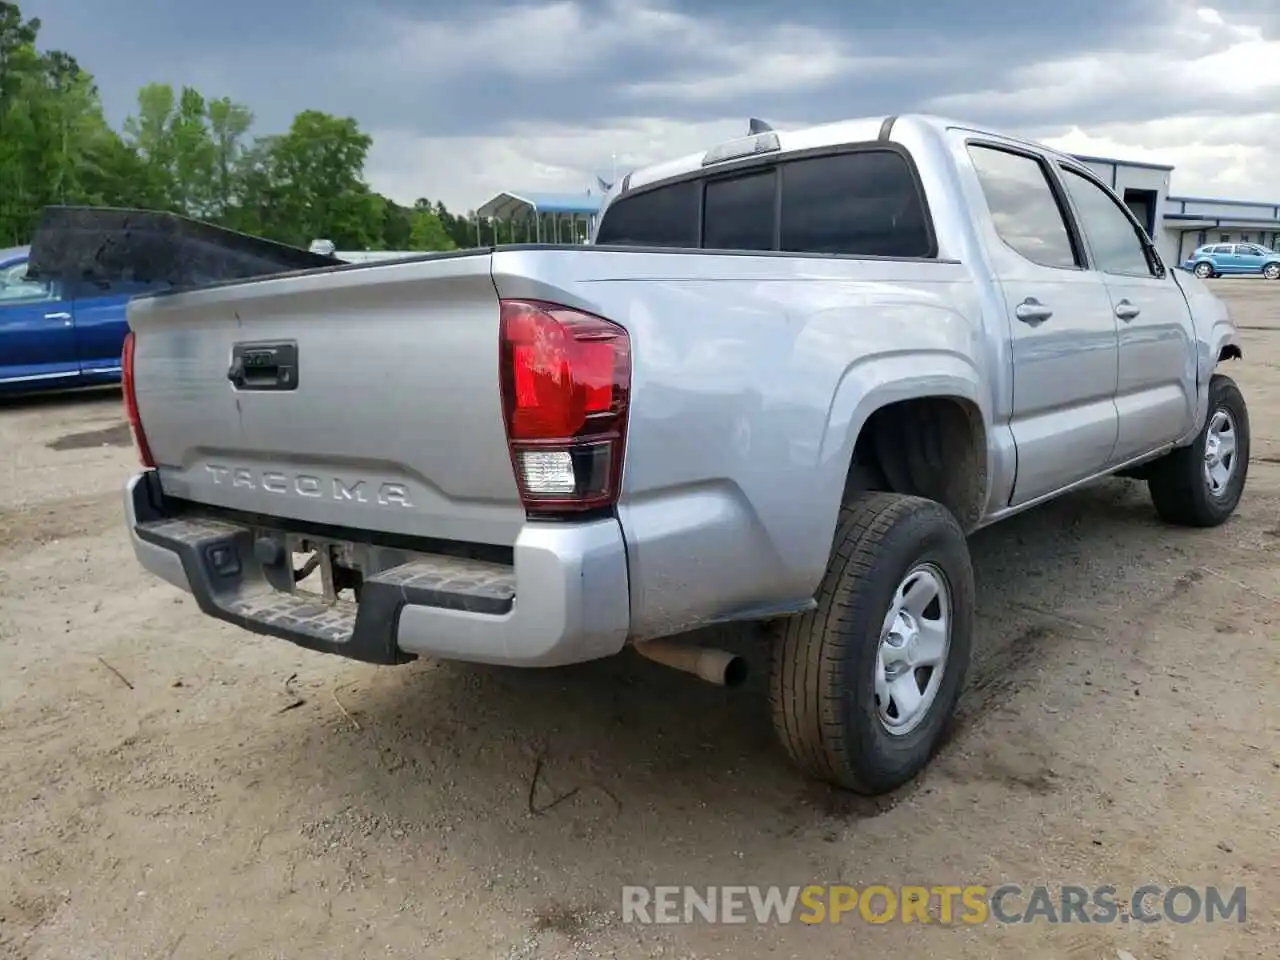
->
748 118 773 135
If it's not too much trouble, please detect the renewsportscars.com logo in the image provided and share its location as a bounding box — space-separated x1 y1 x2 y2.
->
621 884 1247 926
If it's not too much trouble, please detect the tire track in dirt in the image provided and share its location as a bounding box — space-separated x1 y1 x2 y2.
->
0 493 122 551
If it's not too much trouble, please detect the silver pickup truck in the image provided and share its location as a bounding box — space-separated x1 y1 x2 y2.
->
44 113 1249 796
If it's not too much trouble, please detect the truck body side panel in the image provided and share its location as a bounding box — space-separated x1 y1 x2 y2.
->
491 248 985 639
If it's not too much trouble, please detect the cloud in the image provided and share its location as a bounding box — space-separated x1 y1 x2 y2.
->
924 1 1280 126
19 0 1280 211
1041 114 1280 203
364 116 769 211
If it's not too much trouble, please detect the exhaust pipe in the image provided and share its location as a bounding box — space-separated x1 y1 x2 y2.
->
632 640 749 688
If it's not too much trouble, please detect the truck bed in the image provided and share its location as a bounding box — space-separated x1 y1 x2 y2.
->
32 205 980 640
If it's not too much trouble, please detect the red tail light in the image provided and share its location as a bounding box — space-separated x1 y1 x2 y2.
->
121 331 156 468
498 299 630 513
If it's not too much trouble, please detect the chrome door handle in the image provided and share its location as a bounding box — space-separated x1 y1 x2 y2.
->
1114 300 1141 321
1015 298 1053 325
44 311 72 325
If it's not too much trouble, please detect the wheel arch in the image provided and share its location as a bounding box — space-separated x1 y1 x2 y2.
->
824 362 991 533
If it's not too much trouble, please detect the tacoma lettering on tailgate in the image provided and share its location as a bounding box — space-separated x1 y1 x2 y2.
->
204 464 413 507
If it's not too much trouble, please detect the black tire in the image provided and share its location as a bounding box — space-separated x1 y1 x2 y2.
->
1194 262 1214 279
1264 263 1280 281
1147 373 1250 527
769 492 975 795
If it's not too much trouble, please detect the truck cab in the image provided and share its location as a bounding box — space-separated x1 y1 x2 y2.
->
0 245 164 395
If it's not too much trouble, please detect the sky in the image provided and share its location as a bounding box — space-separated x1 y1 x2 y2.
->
21 0 1280 213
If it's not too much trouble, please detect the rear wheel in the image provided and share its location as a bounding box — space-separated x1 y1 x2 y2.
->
1147 373 1250 527
1264 263 1280 280
1193 262 1214 279
769 492 974 795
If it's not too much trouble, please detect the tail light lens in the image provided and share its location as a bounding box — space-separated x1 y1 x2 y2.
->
498 299 630 513
121 331 156 468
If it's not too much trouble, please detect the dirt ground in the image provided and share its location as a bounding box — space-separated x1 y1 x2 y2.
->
1 281 1278 960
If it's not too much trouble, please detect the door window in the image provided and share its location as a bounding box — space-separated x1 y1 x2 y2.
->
967 145 1079 270
1058 167 1155 277
0 261 56 304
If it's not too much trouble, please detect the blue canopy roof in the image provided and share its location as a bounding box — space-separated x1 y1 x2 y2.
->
476 191 602 219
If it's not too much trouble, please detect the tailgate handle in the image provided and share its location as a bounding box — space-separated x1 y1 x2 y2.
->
228 341 298 391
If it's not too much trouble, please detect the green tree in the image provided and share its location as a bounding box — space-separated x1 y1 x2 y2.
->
206 95 253 219
0 3 140 244
170 85 215 216
0 1 495 253
405 198 455 251
251 110 382 248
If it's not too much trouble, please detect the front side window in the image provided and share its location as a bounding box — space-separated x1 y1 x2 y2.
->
967 145 1078 269
1058 167 1154 277
0 261 56 304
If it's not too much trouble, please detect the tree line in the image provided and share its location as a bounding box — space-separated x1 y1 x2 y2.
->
0 1 507 253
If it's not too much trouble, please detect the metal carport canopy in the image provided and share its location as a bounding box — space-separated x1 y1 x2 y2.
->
475 192 602 219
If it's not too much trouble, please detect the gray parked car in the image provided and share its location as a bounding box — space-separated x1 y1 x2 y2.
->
33 114 1248 796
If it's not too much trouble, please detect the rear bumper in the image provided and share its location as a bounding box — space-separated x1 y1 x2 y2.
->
124 470 631 667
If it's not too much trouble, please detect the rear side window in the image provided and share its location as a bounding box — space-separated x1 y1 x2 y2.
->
967 145 1078 270
594 146 935 258
593 179 698 247
780 152 932 257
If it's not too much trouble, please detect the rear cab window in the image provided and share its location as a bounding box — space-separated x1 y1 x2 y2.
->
594 147 936 258
591 179 699 248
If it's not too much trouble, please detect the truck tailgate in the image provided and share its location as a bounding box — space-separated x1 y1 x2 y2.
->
127 251 527 547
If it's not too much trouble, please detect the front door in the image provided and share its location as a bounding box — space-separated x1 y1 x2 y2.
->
1056 164 1198 461
0 259 78 391
964 143 1120 506
1231 243 1267 276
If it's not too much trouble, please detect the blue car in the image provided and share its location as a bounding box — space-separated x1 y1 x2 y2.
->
1181 242 1280 280
0 245 165 395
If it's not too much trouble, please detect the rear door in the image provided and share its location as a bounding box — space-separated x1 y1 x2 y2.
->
963 142 1120 505
1055 163 1197 460
1216 244 1244 274
70 279 159 380
0 258 78 390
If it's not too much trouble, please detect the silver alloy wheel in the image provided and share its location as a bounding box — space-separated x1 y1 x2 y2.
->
1203 408 1238 498
875 563 952 736
1195 263 1213 278
1265 264 1280 280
